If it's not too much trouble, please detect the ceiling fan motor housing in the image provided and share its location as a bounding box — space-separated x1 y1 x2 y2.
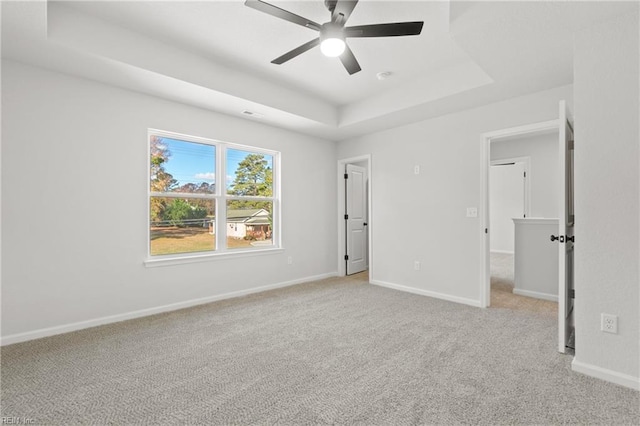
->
320 22 345 42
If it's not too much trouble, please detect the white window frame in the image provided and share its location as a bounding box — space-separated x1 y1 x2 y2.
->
145 129 282 267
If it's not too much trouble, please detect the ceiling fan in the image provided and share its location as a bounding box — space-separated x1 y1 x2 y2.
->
244 0 424 75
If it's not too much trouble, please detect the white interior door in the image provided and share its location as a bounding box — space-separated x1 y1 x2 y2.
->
346 164 367 275
556 100 575 353
490 162 526 253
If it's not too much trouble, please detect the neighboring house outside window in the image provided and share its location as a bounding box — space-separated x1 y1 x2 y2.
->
226 209 272 243
148 130 279 259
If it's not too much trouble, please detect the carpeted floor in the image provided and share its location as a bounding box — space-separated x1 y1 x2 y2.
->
2 273 638 425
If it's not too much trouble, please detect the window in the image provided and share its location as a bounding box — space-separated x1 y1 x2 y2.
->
148 130 279 259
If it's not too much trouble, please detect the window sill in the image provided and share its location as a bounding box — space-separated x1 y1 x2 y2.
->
144 247 285 268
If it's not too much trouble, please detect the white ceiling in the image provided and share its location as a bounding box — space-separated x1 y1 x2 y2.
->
2 1 636 141
60 0 456 106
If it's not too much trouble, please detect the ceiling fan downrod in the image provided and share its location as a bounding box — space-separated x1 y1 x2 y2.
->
324 0 338 13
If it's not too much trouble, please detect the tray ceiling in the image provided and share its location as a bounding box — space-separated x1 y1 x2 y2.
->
2 1 636 141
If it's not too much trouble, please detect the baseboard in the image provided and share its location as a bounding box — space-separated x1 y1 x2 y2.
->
513 288 558 302
490 250 514 255
0 272 338 346
572 359 640 391
370 279 482 308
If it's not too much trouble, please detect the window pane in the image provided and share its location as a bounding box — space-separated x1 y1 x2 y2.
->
226 148 273 197
150 136 216 194
150 197 215 256
226 200 273 249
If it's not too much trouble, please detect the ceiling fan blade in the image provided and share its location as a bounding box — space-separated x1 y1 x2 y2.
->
331 0 359 26
339 45 361 75
345 21 424 38
271 38 320 64
245 0 322 31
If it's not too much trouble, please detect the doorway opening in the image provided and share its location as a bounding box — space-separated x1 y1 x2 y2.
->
482 120 559 307
489 157 530 309
337 155 371 278
481 101 574 354
489 148 560 311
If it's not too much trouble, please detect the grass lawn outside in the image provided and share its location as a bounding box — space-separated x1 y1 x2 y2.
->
150 226 272 256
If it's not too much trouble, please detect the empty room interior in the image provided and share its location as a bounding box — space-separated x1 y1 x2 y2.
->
1 1 639 424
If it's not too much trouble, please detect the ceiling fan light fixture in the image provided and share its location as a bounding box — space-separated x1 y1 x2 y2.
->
320 22 346 57
245 0 425 74
320 38 345 57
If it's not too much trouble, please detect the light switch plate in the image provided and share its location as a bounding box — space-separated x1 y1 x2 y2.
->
466 207 478 217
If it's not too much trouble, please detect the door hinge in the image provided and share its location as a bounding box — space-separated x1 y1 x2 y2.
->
485 228 488 234
568 139 574 150
344 255 349 261
524 171 527 178
344 214 349 220
344 173 348 179
570 289 575 299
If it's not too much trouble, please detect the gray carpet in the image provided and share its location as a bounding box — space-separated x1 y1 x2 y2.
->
2 274 638 425
490 252 516 293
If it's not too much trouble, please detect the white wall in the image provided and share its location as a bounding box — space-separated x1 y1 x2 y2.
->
1 61 338 342
337 85 573 306
490 132 559 254
513 219 559 300
491 132 559 218
489 162 525 253
573 11 639 387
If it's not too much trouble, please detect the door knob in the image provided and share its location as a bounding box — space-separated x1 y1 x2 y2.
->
550 235 559 242
550 235 565 243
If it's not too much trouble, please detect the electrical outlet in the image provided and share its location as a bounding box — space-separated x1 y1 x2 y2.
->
601 313 618 334
414 165 420 175
287 256 293 265
414 261 420 271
